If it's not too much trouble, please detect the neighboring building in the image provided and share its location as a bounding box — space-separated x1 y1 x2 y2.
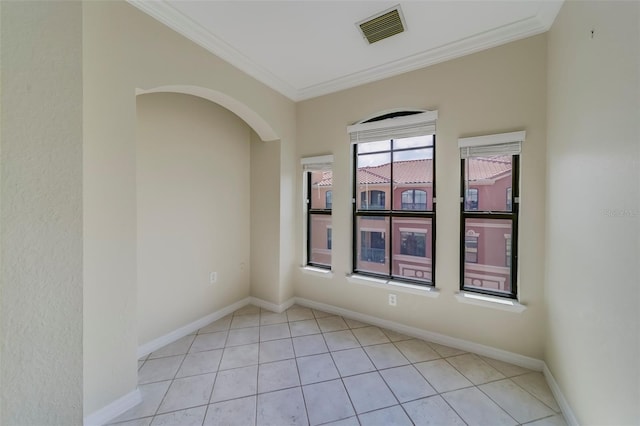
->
310 155 514 291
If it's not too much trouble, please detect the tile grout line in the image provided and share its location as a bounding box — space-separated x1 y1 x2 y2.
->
123 305 565 426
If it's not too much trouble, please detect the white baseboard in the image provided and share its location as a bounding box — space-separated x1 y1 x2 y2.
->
250 296 296 313
83 388 141 426
109 295 576 426
137 297 251 358
294 297 544 372
543 363 579 426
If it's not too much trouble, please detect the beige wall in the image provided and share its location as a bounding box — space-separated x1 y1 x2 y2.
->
546 1 640 424
136 93 252 344
296 35 548 359
0 1 83 423
250 132 282 301
83 1 295 415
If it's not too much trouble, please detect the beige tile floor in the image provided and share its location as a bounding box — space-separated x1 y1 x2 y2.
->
110 304 567 426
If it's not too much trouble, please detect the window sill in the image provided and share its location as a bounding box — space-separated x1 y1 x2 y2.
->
346 274 440 298
301 266 334 279
455 291 526 313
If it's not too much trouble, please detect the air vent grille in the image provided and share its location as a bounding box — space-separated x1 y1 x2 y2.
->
358 7 405 44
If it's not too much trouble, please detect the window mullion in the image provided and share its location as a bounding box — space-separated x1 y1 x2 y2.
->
389 139 394 277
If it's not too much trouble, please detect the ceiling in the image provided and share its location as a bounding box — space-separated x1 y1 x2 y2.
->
129 1 563 101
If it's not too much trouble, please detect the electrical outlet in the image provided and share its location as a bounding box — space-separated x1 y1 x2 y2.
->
209 272 217 284
388 293 397 306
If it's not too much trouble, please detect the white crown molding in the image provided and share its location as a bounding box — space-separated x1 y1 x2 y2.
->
297 15 550 100
126 0 299 100
128 1 558 102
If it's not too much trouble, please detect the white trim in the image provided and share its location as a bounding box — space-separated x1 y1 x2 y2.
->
128 3 558 101
347 110 438 134
250 296 296 314
393 254 431 264
346 274 439 298
543 363 580 426
301 266 334 279
399 227 427 234
294 297 542 371
126 1 299 100
465 263 510 275
297 15 552 100
466 229 480 237
467 221 511 229
137 297 251 358
83 389 142 426
301 154 334 166
455 291 526 313
458 131 526 148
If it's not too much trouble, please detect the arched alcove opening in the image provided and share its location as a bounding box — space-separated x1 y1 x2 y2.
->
135 91 272 347
136 85 280 142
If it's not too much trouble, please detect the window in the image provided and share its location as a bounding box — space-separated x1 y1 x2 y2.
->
401 189 427 210
348 109 437 285
400 231 426 257
361 190 385 210
505 235 511 267
302 155 333 269
465 235 478 263
360 231 386 263
459 131 523 299
466 188 478 211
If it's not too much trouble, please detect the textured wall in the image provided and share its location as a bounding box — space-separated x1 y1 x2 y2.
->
137 93 252 344
296 34 548 359
250 133 281 302
83 1 296 415
1 2 83 424
546 1 640 423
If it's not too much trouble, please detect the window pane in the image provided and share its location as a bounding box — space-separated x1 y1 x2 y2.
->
309 214 331 267
392 217 432 283
356 216 389 274
393 135 434 150
393 147 434 211
463 155 512 212
465 188 478 211
309 170 332 209
463 218 512 294
357 140 390 153
357 152 390 210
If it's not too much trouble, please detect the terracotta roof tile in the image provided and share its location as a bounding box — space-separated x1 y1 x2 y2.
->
313 157 510 187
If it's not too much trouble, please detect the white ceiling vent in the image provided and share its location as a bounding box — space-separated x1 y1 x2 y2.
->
357 5 406 44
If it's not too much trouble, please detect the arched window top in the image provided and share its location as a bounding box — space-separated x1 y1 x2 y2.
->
347 108 438 144
359 108 428 124
401 189 427 210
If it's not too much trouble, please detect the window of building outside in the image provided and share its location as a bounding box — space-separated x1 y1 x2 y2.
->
464 235 478 263
459 131 523 299
466 188 479 211
401 189 427 210
348 110 437 286
302 155 333 269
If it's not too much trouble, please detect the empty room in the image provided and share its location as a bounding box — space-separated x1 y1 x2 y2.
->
0 1 638 425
